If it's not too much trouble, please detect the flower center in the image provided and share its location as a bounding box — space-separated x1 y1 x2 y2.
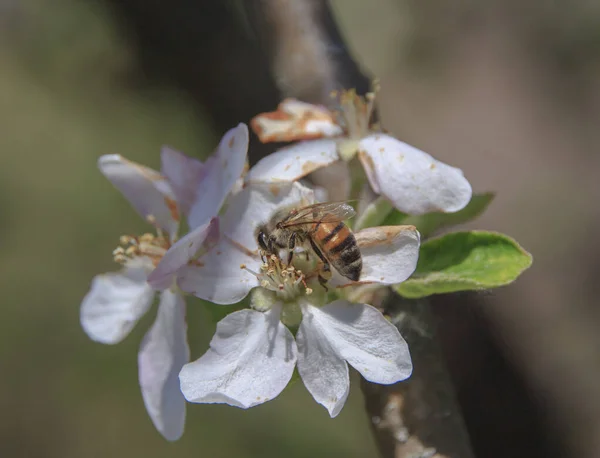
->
330 83 379 161
255 254 313 300
332 83 379 140
112 232 171 267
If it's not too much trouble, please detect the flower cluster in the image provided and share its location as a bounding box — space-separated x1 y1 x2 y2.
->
80 87 473 440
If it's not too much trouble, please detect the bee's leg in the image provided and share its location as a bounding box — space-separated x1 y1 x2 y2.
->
309 238 331 291
287 232 297 265
318 264 331 292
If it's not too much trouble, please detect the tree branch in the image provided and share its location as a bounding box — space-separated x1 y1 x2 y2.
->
362 298 475 458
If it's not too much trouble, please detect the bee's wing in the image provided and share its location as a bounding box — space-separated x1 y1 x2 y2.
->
281 202 356 226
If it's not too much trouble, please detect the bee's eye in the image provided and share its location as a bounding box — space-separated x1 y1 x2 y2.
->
257 232 269 251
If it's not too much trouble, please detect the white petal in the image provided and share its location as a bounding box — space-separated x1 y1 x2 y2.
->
147 218 219 291
245 139 339 184
80 266 155 344
334 225 420 286
176 238 260 304
160 146 205 218
188 124 249 228
138 290 189 441
179 307 297 408
221 181 315 251
296 302 350 417
250 98 343 143
98 154 179 237
313 300 412 384
358 134 472 214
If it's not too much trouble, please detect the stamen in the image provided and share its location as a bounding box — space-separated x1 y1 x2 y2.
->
112 247 125 256
139 233 154 243
331 82 380 139
243 252 315 299
112 231 170 266
120 235 133 245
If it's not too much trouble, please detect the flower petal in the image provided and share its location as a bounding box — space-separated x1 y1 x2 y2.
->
138 290 189 441
245 139 339 184
296 302 350 417
80 265 155 344
314 300 412 384
250 99 343 143
176 239 260 304
179 307 297 408
333 225 420 286
188 124 249 229
221 181 315 251
160 146 205 218
98 154 179 237
147 218 219 291
358 134 472 214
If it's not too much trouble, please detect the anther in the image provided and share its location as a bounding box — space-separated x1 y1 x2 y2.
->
140 233 154 243
125 246 138 256
120 235 133 245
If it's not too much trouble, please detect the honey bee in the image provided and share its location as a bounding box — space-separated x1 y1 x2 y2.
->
256 202 362 287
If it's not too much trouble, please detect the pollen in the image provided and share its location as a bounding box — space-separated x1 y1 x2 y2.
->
242 253 314 300
112 232 171 267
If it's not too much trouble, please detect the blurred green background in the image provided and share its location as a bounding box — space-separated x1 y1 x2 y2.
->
3 0 600 457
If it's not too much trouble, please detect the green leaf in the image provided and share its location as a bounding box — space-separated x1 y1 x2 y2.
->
395 230 532 298
381 208 409 226
384 193 494 238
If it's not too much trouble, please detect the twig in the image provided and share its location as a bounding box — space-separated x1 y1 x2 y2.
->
363 298 475 458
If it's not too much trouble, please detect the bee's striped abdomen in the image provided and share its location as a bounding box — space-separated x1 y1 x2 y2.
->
313 221 362 281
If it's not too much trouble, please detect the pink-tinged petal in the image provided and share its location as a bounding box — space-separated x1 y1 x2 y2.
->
138 290 189 441
333 225 420 287
98 154 180 237
179 307 297 408
176 239 260 305
296 302 350 418
99 154 180 234
250 99 343 143
245 140 339 184
147 218 219 291
358 134 473 214
80 265 155 344
160 146 205 218
311 300 412 384
188 124 249 229
221 181 315 251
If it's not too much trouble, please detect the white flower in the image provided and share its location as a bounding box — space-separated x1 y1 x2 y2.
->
246 89 472 215
176 181 419 416
80 123 248 440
